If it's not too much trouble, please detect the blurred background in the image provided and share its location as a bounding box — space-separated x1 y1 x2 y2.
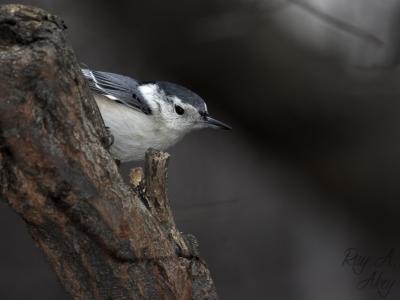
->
1 0 400 299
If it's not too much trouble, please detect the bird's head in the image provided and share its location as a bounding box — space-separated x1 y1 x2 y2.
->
138 81 231 133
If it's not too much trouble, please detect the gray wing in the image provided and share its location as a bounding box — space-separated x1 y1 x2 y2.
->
82 68 152 115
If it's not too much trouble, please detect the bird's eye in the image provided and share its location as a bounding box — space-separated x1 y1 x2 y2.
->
175 105 185 115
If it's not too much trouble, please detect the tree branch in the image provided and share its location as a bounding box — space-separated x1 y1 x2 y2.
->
287 0 384 47
0 4 217 299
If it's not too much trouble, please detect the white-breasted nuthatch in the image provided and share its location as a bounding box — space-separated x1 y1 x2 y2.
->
82 68 231 162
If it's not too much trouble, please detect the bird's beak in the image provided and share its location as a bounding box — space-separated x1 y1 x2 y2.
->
205 115 232 130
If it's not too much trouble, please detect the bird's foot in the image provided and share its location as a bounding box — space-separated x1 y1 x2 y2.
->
101 126 114 150
101 127 120 167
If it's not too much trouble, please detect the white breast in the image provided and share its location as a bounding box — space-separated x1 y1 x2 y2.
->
95 95 183 162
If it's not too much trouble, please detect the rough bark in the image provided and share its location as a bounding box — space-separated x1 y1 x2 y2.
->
0 4 217 300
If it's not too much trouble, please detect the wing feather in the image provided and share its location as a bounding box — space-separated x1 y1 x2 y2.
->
82 68 152 115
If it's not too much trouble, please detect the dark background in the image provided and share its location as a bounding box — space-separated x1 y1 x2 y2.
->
1 0 400 299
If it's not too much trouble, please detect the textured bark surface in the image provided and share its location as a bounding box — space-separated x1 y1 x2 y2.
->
0 4 217 300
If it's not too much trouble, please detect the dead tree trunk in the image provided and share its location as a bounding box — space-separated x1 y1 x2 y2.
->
0 4 217 300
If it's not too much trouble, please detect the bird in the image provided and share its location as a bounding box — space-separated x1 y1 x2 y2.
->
81 68 231 162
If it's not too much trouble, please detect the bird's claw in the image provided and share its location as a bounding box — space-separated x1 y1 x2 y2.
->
101 126 114 150
101 128 120 167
